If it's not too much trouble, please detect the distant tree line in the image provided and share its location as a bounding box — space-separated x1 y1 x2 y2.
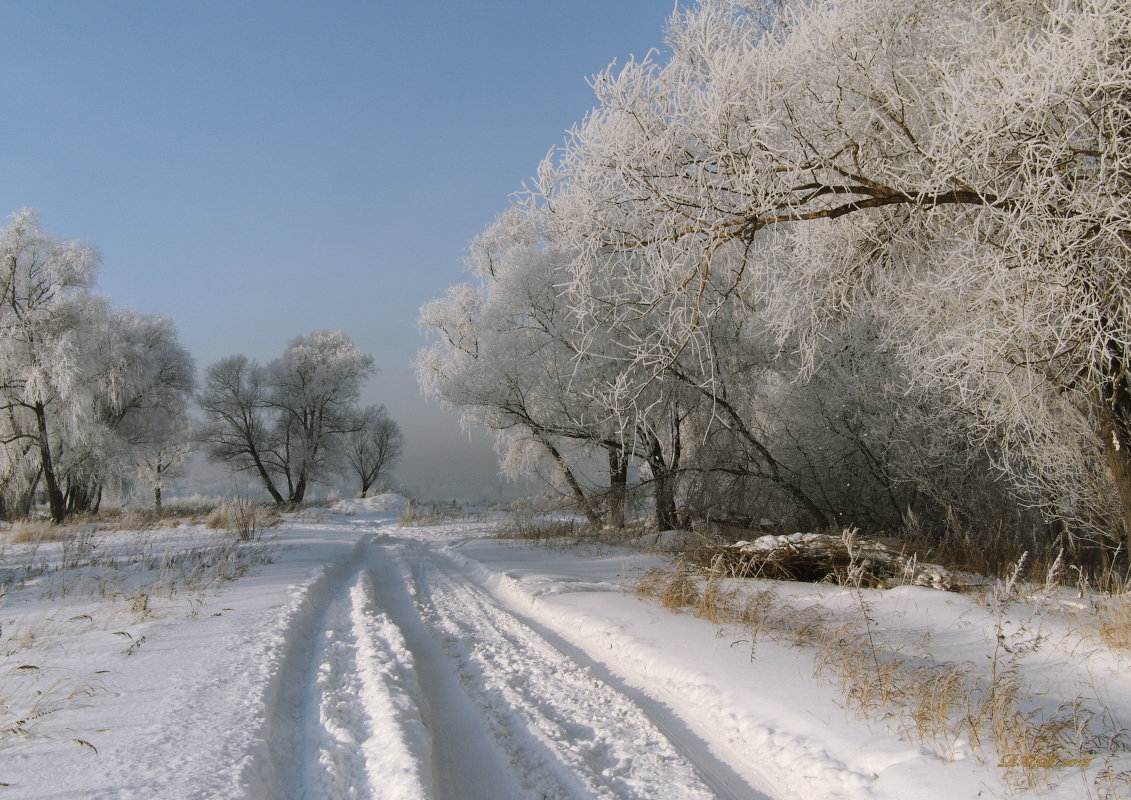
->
419 0 1131 566
0 209 401 522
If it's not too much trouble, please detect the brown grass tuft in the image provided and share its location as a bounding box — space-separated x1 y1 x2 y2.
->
1096 596 1131 651
630 564 700 610
2 521 74 545
206 499 278 540
626 554 1121 792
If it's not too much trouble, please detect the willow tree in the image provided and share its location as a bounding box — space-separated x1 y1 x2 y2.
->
0 210 98 521
200 331 375 505
342 404 403 498
0 210 195 521
535 0 1131 547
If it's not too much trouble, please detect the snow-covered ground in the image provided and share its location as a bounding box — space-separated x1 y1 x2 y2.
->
1 495 1129 799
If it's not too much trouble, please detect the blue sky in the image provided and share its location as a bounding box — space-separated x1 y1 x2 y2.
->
0 0 675 499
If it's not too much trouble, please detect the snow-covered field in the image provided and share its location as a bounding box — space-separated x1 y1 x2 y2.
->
2 496 1129 799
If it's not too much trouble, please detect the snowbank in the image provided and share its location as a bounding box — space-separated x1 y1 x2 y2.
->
330 491 412 515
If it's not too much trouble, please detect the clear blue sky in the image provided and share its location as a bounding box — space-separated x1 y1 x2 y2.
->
0 0 676 499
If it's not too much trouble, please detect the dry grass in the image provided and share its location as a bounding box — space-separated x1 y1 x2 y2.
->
2 520 77 545
632 564 700 610
206 499 279 541
1095 596 1131 652
695 573 741 624
628 556 1124 792
0 664 102 756
0 500 241 545
0 506 280 764
112 500 225 529
496 505 580 542
903 662 970 759
398 499 470 527
0 615 107 759
0 497 291 539
680 530 960 590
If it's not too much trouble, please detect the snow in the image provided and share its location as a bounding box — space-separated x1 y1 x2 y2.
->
331 491 412 516
1 503 1128 799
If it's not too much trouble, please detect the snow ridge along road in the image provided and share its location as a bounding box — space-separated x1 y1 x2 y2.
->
243 525 745 800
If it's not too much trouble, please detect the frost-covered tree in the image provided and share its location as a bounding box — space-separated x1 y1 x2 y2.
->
418 264 605 524
0 209 99 521
63 307 196 512
342 404 403 498
0 210 195 521
419 208 654 527
198 355 285 504
135 423 194 511
200 331 376 504
531 0 1131 548
94 310 198 510
265 331 374 504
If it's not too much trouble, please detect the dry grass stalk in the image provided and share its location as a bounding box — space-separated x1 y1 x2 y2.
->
497 511 578 542
627 557 1120 792
1096 596 1131 652
206 499 278 541
0 654 103 756
1 508 281 765
630 564 700 611
2 521 75 545
398 499 469 527
902 662 969 759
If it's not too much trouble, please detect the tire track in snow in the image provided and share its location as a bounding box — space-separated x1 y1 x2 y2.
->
347 571 432 799
363 545 526 800
443 566 769 800
310 578 380 798
447 546 868 800
307 570 432 799
252 530 766 799
246 535 431 800
379 538 720 800
245 539 365 799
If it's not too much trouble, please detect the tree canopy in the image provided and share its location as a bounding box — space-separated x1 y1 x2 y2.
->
421 0 1131 558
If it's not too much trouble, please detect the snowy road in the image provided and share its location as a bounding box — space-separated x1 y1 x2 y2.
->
246 530 754 800
16 496 1093 799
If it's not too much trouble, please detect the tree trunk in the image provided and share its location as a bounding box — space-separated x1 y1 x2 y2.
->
33 401 66 524
13 467 41 521
289 453 308 504
539 434 601 527
642 427 679 531
1097 367 1131 554
653 468 678 531
607 446 628 530
249 454 285 505
663 410 682 529
64 482 102 515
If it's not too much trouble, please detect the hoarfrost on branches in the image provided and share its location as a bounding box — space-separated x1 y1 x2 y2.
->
422 0 1131 550
0 210 194 521
532 0 1131 545
200 331 384 505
